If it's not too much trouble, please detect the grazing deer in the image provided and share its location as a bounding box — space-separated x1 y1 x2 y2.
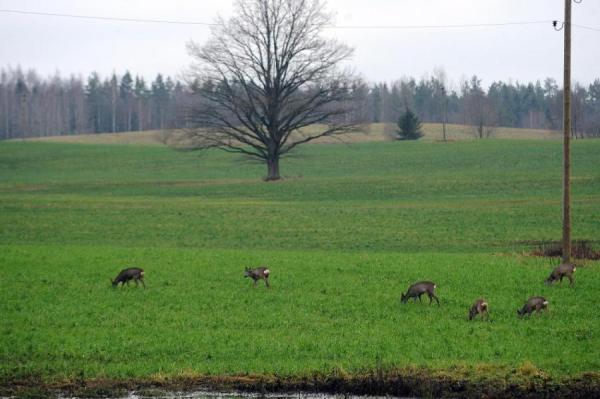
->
468 298 489 320
517 296 548 317
244 266 270 287
400 281 439 305
545 263 576 286
111 267 145 288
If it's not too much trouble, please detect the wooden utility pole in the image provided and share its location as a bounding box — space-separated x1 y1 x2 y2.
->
562 0 572 263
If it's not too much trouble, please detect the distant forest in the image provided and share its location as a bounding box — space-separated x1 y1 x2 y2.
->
1 67 600 139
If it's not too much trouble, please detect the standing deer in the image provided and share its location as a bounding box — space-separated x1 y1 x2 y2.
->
468 298 489 320
400 281 439 305
517 296 548 317
244 266 270 287
111 267 145 288
545 263 576 286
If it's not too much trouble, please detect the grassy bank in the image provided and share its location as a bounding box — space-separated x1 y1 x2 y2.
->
1 138 600 396
17 122 561 146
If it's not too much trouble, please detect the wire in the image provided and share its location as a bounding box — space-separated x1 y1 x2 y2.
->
1 9 599 33
0 9 218 26
573 23 600 32
328 20 553 30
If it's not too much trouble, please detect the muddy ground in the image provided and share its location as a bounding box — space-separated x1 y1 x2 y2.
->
3 370 600 399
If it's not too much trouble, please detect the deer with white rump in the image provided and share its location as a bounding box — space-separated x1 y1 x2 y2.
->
400 281 440 305
244 266 270 287
545 263 576 286
517 296 548 317
468 298 489 320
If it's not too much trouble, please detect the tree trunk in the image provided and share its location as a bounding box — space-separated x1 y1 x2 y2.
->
138 100 143 131
265 158 280 181
127 106 132 132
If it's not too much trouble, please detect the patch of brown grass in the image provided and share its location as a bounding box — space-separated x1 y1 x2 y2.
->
17 124 562 146
531 240 600 260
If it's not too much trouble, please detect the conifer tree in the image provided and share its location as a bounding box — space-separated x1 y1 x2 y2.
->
395 108 423 140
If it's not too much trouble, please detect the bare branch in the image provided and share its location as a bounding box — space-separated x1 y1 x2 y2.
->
184 0 361 180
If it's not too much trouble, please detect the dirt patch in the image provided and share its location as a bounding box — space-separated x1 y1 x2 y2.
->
2 369 600 399
530 240 600 260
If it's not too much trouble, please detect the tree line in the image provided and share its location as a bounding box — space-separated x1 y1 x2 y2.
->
1 66 600 139
0 67 187 139
365 75 600 138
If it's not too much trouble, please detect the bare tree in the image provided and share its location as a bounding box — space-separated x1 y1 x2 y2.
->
0 71 9 139
462 76 497 138
185 0 360 181
572 83 586 139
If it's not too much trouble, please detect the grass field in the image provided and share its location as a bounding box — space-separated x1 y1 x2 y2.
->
1 137 600 395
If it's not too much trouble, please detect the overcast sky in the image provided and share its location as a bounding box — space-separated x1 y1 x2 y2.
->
1 0 599 90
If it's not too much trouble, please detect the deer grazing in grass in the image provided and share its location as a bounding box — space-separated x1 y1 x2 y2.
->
400 281 439 305
517 296 548 317
111 267 145 288
244 266 270 287
545 263 576 286
468 298 489 320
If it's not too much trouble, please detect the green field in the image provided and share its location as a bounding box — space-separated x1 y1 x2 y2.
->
1 138 600 394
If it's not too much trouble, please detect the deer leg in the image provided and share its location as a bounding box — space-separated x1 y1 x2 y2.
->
140 277 146 289
135 279 139 287
253 279 257 287
265 278 270 288
430 293 440 305
568 274 574 286
418 294 423 303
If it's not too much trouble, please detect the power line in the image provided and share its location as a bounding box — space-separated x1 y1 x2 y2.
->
328 20 553 30
573 23 600 32
0 9 218 26
1 9 599 32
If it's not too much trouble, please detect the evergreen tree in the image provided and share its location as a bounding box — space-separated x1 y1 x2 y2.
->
134 76 148 131
151 74 169 129
109 73 118 132
14 78 29 136
85 72 103 133
370 84 382 123
395 108 423 140
119 71 134 131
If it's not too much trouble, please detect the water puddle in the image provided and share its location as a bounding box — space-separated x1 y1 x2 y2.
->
68 391 414 399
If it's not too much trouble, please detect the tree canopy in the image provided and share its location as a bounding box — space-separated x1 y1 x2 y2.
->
184 0 362 180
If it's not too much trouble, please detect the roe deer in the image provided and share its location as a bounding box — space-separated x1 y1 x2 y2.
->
545 263 576 286
401 281 439 305
468 298 489 320
517 296 548 317
244 266 270 287
111 267 145 288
